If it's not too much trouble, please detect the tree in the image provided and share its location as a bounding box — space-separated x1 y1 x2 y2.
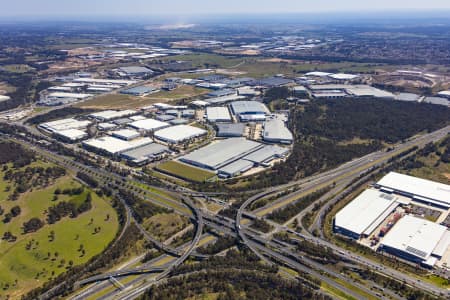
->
23 218 44 233
11 205 21 217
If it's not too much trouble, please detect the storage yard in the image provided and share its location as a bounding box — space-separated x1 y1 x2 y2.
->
334 172 450 270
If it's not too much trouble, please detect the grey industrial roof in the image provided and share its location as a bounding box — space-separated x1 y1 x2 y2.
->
395 93 420 102
206 106 232 122
255 77 294 87
243 145 289 164
169 118 189 125
121 143 169 162
156 114 176 122
230 101 269 115
218 160 254 176
205 95 246 105
263 117 293 143
423 97 449 107
216 123 245 137
119 66 153 74
180 138 263 170
208 89 236 97
113 118 133 125
121 86 157 95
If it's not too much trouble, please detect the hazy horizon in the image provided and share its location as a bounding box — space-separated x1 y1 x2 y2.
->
2 0 450 19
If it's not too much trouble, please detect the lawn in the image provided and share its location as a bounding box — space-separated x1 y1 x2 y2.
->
0 175 119 298
156 161 215 183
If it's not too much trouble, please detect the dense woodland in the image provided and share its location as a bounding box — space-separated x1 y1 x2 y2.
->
236 98 450 189
0 141 35 168
142 250 327 300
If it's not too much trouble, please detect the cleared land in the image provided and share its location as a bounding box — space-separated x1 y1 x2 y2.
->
0 170 119 298
143 213 189 242
1 64 35 73
156 161 215 183
76 85 208 109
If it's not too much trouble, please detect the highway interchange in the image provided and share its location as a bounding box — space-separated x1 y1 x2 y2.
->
1 115 449 299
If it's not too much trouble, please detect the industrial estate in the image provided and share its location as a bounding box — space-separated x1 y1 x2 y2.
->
0 7 450 300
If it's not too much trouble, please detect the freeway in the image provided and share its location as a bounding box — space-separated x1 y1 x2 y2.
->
3 118 449 299
235 127 450 298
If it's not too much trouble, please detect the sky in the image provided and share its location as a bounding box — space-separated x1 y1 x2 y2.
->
1 0 450 18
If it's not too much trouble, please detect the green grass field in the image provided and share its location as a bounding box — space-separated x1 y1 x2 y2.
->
156 161 215 183
0 172 119 298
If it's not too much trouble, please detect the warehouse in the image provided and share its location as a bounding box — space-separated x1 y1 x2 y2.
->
118 66 153 77
121 86 159 96
263 115 293 144
156 114 176 122
97 123 117 131
129 118 170 132
111 129 141 141
375 172 450 209
218 160 254 178
423 97 449 107
334 189 400 239
83 136 153 156
206 107 232 123
169 118 189 125
89 110 137 121
73 78 136 86
180 138 263 170
243 145 289 167
53 129 88 143
0 95 10 102
121 143 170 166
254 77 294 87
204 95 246 105
39 118 91 133
154 125 207 144
379 215 449 266
216 123 245 137
208 89 236 97
46 92 92 100
230 101 269 122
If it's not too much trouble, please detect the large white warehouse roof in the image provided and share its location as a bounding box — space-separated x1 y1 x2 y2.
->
129 118 170 131
376 172 450 208
381 215 448 262
180 138 263 170
39 118 91 133
83 136 153 155
154 125 207 144
335 189 399 237
89 110 137 121
206 107 232 122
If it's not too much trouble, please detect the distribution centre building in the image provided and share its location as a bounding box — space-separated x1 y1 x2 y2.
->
216 123 245 137
263 116 293 144
206 106 232 123
53 129 88 143
120 143 170 166
129 118 171 132
82 136 153 156
154 125 207 144
379 215 450 266
111 129 141 141
375 172 450 209
333 189 400 239
180 138 264 170
229 101 269 122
